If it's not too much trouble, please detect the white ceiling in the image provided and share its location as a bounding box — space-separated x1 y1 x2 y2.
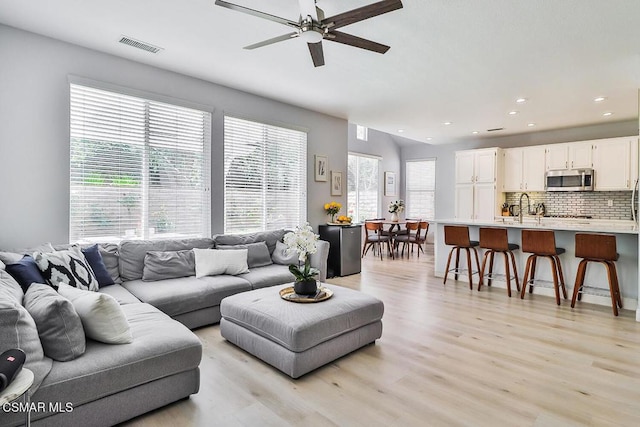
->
1 0 639 144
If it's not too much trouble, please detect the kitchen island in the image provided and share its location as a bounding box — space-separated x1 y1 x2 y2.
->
433 218 639 320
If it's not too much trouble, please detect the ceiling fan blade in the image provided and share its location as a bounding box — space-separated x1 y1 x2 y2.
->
244 32 299 50
298 0 318 21
326 30 390 54
215 0 300 29
322 0 403 30
308 42 325 67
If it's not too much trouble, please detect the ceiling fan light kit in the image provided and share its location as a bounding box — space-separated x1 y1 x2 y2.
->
214 0 403 67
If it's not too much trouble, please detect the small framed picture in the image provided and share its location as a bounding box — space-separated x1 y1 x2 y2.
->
315 155 328 182
331 171 343 196
384 171 396 196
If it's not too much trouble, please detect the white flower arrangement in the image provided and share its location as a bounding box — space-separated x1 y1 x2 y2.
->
283 223 320 282
388 200 405 214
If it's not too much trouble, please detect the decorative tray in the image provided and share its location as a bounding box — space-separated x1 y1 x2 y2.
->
279 286 333 303
327 222 354 226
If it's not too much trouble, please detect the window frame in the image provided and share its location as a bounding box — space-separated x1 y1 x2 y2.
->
347 152 381 222
405 158 437 220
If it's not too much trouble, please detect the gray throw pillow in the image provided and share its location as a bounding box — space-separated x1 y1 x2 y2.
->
142 250 195 281
24 284 86 361
0 271 53 394
217 242 273 268
271 241 299 265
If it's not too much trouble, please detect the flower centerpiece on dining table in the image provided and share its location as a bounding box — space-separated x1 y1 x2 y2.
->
324 201 342 223
283 223 320 295
388 200 405 222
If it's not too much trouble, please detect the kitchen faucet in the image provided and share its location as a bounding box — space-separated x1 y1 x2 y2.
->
518 193 530 224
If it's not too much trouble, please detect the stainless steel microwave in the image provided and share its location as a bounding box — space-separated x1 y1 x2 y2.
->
545 168 594 191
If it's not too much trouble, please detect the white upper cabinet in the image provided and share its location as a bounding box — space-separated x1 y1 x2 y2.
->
454 148 502 220
592 137 639 190
502 146 546 192
545 141 593 170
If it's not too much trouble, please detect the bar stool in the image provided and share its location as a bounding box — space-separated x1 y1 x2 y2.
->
443 225 481 289
520 229 568 305
571 233 622 316
478 227 520 297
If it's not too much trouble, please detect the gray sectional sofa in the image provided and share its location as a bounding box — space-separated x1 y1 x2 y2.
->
0 229 329 427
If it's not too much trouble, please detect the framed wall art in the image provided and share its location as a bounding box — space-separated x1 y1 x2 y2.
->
315 155 328 181
331 171 343 196
384 171 396 196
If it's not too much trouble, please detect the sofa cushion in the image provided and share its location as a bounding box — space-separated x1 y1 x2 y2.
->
58 283 132 344
238 264 295 289
34 246 99 291
119 238 214 281
271 241 299 265
98 284 141 305
82 244 115 287
212 229 287 255
0 243 56 266
194 248 249 277
142 250 195 281
0 270 53 394
24 284 86 361
122 275 251 318
5 254 47 292
218 241 273 269
32 303 202 414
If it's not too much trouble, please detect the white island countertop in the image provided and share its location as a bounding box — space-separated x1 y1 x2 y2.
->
433 217 639 235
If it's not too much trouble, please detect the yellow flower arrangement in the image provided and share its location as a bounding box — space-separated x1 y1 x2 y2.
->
324 201 342 222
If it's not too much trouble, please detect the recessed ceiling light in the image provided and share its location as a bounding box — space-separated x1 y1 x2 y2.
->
426 137 433 141
472 131 479 134
603 112 613 117
516 98 527 103
594 96 606 102
398 129 404 133
508 111 518 115
527 123 536 127
443 121 452 125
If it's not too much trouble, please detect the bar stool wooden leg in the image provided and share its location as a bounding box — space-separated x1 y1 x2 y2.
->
465 248 473 289
571 259 587 308
604 261 619 316
501 252 511 297
521 255 534 299
478 250 491 291
529 257 537 293
548 256 561 305
454 248 461 281
610 261 623 309
487 251 495 287
509 251 521 292
444 248 455 284
554 255 568 299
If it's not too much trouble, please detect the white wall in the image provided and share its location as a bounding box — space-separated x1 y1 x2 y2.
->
0 24 348 248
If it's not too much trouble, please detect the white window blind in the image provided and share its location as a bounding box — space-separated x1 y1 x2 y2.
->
70 84 211 242
223 116 307 233
406 159 436 219
356 125 368 141
347 154 379 222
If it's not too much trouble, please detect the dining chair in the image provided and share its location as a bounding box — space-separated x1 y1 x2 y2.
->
362 221 394 260
393 221 419 257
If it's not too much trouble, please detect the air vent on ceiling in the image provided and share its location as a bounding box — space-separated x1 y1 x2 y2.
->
487 127 504 132
118 36 163 54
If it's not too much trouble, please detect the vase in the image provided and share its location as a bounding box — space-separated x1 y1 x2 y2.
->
294 279 318 296
330 213 336 223
391 212 399 222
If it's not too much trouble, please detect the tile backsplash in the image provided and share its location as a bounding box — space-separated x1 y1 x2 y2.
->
504 191 635 220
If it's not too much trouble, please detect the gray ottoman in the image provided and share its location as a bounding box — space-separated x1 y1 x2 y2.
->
220 284 384 378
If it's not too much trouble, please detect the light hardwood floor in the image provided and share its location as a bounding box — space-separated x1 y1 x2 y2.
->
124 245 640 426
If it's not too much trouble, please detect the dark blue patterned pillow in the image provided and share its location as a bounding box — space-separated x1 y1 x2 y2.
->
34 246 99 291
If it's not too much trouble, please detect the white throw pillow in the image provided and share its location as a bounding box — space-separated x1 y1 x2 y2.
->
57 283 132 344
193 248 249 278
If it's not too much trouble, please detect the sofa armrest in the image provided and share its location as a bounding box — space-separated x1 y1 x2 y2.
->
310 240 330 283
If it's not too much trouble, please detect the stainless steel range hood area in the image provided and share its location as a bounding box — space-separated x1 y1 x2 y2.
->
545 168 594 192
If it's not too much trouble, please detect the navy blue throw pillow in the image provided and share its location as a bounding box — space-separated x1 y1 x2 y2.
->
5 255 48 292
82 244 115 287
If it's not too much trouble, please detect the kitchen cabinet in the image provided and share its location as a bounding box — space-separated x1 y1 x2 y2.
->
502 146 546 192
454 148 502 220
592 136 639 190
546 141 593 170
318 224 362 277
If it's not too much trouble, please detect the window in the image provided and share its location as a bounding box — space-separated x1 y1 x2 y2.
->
70 84 211 242
223 116 307 233
347 154 379 222
406 159 436 219
356 125 368 141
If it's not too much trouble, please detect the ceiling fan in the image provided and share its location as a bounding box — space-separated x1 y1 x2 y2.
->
214 0 403 67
